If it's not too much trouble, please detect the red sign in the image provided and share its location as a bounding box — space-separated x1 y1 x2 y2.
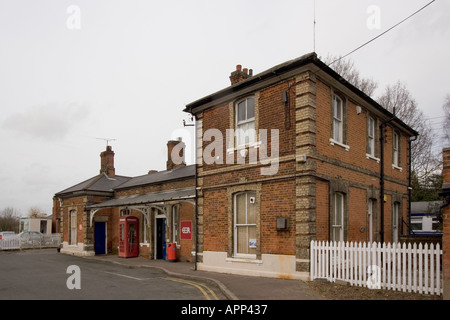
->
180 221 192 240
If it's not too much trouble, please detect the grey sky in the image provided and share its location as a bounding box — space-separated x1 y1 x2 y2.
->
0 0 448 216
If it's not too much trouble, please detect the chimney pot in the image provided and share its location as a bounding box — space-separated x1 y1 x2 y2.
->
229 64 251 85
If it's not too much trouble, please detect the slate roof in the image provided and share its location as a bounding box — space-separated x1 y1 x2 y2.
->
54 165 195 199
87 187 195 209
114 165 195 190
55 173 132 198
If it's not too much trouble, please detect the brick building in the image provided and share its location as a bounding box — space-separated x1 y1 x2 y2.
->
184 52 418 280
53 139 195 261
442 147 450 299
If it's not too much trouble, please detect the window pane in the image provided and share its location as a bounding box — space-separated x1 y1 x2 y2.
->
237 226 247 254
248 226 256 255
334 96 342 120
368 117 374 137
368 138 374 155
334 193 344 228
237 123 247 146
333 119 341 142
247 121 255 144
236 193 246 224
238 101 246 122
247 98 255 119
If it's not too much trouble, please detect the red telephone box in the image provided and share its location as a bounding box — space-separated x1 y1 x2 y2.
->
119 216 139 258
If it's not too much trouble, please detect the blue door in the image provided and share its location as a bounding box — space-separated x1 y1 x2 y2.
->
95 222 106 254
156 218 166 259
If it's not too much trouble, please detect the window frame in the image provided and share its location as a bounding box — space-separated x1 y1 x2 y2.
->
392 202 400 243
332 95 343 144
69 210 77 246
367 116 375 156
329 93 350 151
332 192 345 242
392 131 401 169
235 96 256 148
233 191 257 258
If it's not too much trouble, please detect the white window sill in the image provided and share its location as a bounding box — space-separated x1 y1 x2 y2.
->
392 164 403 172
227 141 261 154
329 138 350 151
366 154 380 163
226 256 261 264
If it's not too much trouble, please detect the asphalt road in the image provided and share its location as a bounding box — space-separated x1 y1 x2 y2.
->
0 249 212 300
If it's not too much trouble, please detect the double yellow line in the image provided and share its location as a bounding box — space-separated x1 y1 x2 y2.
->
165 277 219 300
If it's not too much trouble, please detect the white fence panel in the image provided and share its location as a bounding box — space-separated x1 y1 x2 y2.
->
0 234 61 251
0 235 21 250
310 240 442 296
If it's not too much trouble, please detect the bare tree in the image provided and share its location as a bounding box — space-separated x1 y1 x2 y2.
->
28 206 47 218
324 55 379 97
377 81 441 182
442 94 450 145
0 207 20 232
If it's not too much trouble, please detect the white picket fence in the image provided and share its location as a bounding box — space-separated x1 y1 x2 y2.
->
0 234 61 250
310 240 443 296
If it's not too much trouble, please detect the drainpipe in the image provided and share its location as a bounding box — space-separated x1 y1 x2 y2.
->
379 108 396 244
408 136 418 234
193 112 199 271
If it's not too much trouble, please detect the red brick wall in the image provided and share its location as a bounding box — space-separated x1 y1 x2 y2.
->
260 180 296 255
203 189 228 252
178 202 194 262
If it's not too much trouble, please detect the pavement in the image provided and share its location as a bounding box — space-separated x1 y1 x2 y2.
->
84 255 324 300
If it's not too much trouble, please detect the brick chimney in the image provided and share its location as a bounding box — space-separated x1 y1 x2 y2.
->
167 138 186 171
229 64 253 85
100 145 115 178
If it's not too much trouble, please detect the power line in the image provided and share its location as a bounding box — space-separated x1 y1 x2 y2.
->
328 0 436 67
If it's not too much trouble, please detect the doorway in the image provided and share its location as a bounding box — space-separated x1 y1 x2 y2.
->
94 221 107 255
156 217 166 259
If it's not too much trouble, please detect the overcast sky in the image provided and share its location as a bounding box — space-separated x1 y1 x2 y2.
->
0 0 449 217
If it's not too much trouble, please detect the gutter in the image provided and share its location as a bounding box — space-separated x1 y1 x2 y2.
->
194 113 199 271
408 135 418 233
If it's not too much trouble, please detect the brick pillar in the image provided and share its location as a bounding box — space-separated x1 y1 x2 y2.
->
294 71 317 273
442 147 450 299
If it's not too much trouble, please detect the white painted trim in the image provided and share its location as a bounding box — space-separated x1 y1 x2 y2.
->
329 138 350 151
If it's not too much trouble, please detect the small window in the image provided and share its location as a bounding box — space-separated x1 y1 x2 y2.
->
393 132 400 167
70 210 77 245
234 191 257 257
333 95 343 143
367 116 375 157
332 193 344 242
235 97 255 147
